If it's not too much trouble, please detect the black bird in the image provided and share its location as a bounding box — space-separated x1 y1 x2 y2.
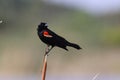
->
37 22 81 53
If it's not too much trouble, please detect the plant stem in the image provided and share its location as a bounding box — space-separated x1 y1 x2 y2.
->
41 54 47 80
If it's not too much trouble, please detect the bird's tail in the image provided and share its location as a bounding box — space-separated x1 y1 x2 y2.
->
67 42 82 50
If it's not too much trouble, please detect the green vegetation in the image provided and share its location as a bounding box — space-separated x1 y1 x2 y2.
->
0 0 120 74
0 0 120 48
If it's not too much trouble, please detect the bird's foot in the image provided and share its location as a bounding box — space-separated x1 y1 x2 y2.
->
45 45 53 56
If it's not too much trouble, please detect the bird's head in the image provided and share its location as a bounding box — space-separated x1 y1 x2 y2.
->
37 22 48 31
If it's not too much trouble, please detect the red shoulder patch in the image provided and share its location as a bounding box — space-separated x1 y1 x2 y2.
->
43 31 49 35
43 31 52 37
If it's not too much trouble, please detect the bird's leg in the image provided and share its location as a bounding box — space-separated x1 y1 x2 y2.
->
45 45 49 53
47 46 53 56
45 45 53 56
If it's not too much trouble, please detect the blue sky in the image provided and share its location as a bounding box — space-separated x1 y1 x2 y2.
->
44 0 120 15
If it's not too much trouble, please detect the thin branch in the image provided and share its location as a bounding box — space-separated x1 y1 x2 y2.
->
41 54 47 80
41 45 53 80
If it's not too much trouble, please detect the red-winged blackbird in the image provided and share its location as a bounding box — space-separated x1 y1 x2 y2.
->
37 22 81 51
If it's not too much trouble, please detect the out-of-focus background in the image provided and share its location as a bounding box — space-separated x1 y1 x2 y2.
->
0 0 120 80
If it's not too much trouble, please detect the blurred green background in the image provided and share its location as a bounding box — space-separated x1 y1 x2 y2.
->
0 0 120 76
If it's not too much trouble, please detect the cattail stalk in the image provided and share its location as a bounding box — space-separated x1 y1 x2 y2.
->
41 54 48 80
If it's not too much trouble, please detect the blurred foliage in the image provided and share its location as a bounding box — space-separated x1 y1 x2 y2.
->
0 0 120 74
101 26 120 46
0 0 120 47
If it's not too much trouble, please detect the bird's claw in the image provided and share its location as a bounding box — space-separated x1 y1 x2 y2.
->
45 45 53 56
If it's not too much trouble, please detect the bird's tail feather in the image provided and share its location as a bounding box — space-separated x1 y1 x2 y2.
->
67 42 81 50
